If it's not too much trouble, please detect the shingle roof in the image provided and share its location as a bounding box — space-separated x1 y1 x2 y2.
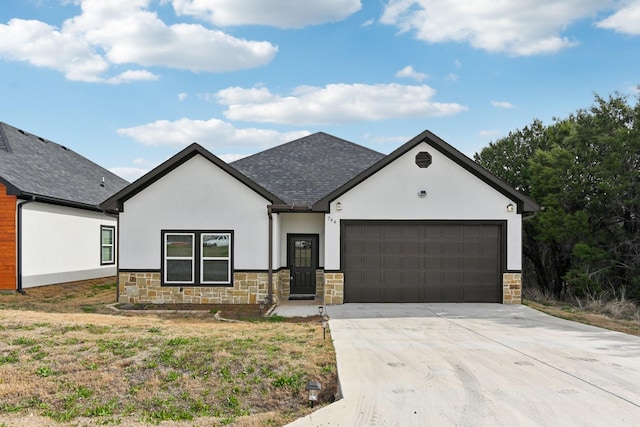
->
0 122 129 209
230 132 385 206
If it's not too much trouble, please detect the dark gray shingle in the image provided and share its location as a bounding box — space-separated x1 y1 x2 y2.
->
230 132 385 206
0 122 129 208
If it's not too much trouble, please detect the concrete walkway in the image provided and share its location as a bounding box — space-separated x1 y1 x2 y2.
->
286 303 640 427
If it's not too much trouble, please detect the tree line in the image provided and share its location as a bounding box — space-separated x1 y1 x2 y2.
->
475 92 640 300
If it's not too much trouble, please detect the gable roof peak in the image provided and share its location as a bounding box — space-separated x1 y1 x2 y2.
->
313 129 540 213
100 141 285 212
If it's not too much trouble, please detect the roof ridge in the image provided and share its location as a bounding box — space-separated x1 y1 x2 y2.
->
0 123 11 153
230 131 382 166
314 131 383 156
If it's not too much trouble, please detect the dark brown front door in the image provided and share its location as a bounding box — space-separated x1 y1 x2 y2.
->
288 234 318 295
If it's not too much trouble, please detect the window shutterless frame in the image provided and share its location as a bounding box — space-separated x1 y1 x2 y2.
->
161 230 233 286
100 225 115 265
200 232 232 285
163 232 195 285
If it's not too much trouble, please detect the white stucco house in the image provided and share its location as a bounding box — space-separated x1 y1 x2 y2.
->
0 122 129 291
102 130 539 305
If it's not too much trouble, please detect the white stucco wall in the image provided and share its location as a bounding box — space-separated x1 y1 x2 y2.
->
119 155 271 270
278 213 325 267
324 141 523 271
21 201 117 288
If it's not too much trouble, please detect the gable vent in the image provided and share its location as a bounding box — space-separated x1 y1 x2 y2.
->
415 151 432 168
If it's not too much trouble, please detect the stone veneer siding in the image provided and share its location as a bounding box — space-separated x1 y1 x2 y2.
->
278 269 325 300
502 272 522 304
324 272 344 305
118 271 280 305
278 269 290 299
315 270 325 299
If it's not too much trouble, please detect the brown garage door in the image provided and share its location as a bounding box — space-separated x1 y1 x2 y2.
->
342 221 503 303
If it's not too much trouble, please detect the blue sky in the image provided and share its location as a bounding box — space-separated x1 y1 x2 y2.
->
1 0 639 181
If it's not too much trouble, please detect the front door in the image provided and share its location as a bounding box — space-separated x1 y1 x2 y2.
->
288 234 318 295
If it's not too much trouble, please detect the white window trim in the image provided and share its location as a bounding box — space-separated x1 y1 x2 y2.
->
100 225 115 265
200 233 232 285
164 232 195 285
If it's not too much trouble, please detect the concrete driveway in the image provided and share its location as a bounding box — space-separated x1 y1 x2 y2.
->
287 303 640 427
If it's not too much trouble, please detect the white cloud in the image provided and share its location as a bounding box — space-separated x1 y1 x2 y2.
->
171 0 362 28
491 100 515 109
445 73 458 81
117 117 311 150
479 129 502 139
597 1 640 35
396 65 428 81
105 70 159 84
217 83 467 125
362 18 375 27
133 157 150 165
108 166 150 181
362 133 410 145
178 92 188 101
380 0 609 56
0 0 277 83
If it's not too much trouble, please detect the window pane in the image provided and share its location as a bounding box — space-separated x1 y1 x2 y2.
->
202 260 229 283
166 234 193 257
202 234 230 257
102 228 113 245
101 247 113 263
294 240 312 268
167 260 193 282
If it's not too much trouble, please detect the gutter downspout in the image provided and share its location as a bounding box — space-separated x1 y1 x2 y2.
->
17 196 36 294
267 205 273 305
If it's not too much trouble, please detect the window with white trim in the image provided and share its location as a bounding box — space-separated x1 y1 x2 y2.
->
100 225 115 265
162 230 232 286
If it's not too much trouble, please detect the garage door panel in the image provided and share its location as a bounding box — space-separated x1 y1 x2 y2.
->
343 222 502 303
402 256 422 269
442 286 462 301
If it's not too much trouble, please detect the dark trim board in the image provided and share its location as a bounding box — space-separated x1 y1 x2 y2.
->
340 220 506 303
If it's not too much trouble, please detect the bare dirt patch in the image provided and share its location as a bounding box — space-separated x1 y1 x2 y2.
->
0 279 337 426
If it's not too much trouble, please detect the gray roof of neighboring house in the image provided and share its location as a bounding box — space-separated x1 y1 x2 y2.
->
230 132 385 206
0 122 129 209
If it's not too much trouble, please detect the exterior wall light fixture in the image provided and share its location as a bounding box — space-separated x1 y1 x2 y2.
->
506 203 515 212
336 202 343 211
418 190 427 198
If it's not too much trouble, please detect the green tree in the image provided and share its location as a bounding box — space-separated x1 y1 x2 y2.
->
475 92 640 299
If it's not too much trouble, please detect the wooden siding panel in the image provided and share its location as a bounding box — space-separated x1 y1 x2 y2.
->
0 183 16 290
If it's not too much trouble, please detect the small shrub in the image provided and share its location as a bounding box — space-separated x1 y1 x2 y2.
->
272 372 303 388
0 351 19 365
11 336 37 346
36 365 54 377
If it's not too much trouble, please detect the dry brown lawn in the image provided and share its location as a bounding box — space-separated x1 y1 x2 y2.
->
0 278 337 426
525 299 640 337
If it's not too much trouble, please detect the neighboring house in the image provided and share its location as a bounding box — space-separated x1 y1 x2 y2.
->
0 122 128 291
102 130 539 306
